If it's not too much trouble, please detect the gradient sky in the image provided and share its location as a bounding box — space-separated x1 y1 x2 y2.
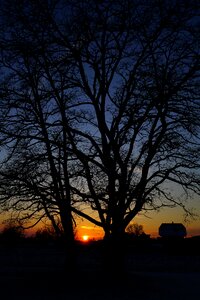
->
0 183 200 239
0 200 200 240
77 200 200 240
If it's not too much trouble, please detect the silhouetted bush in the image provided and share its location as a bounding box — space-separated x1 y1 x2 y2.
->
0 223 25 245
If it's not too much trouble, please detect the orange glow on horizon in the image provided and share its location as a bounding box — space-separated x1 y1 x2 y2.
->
82 235 89 242
1 205 200 239
76 224 104 241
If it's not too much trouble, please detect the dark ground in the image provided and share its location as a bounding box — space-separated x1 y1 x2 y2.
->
0 238 200 300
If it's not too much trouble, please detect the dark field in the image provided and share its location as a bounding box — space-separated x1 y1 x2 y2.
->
0 239 200 300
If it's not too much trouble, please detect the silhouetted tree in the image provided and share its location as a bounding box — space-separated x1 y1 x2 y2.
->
126 223 144 237
58 0 200 242
0 219 25 244
0 0 79 269
0 0 200 255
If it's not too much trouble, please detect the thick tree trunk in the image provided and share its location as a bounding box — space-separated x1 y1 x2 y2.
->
60 208 77 273
103 222 127 282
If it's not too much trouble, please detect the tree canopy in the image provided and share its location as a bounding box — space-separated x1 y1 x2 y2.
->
0 0 200 241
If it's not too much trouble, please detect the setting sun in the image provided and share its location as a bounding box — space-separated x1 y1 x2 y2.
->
82 235 89 242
